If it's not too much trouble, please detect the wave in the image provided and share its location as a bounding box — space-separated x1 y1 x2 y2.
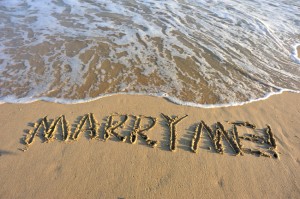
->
0 0 300 105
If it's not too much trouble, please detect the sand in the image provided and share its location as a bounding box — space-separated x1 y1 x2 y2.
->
0 91 300 198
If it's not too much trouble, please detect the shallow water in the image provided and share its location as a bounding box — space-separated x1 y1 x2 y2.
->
0 0 300 105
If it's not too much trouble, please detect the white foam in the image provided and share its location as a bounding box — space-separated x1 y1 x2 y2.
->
291 43 300 64
0 0 300 106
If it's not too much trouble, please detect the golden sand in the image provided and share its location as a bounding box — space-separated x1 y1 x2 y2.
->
0 92 299 198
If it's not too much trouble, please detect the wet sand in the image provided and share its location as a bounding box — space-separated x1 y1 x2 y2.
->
0 91 299 198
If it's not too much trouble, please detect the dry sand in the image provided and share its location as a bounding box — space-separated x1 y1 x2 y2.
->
0 92 300 199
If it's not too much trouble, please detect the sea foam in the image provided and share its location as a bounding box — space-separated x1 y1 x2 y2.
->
0 0 300 106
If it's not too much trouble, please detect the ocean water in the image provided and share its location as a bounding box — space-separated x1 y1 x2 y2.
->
0 0 300 106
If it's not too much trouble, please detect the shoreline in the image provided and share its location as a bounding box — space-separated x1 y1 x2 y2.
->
0 91 299 198
1 89 300 108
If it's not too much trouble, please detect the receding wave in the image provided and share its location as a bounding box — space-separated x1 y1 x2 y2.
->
0 0 300 106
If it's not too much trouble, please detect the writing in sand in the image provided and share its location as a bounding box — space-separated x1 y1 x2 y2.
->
21 113 279 159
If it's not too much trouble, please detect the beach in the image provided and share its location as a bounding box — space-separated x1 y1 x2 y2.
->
1 1 300 198
0 91 299 198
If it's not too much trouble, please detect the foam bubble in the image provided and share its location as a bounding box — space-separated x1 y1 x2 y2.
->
291 44 300 64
